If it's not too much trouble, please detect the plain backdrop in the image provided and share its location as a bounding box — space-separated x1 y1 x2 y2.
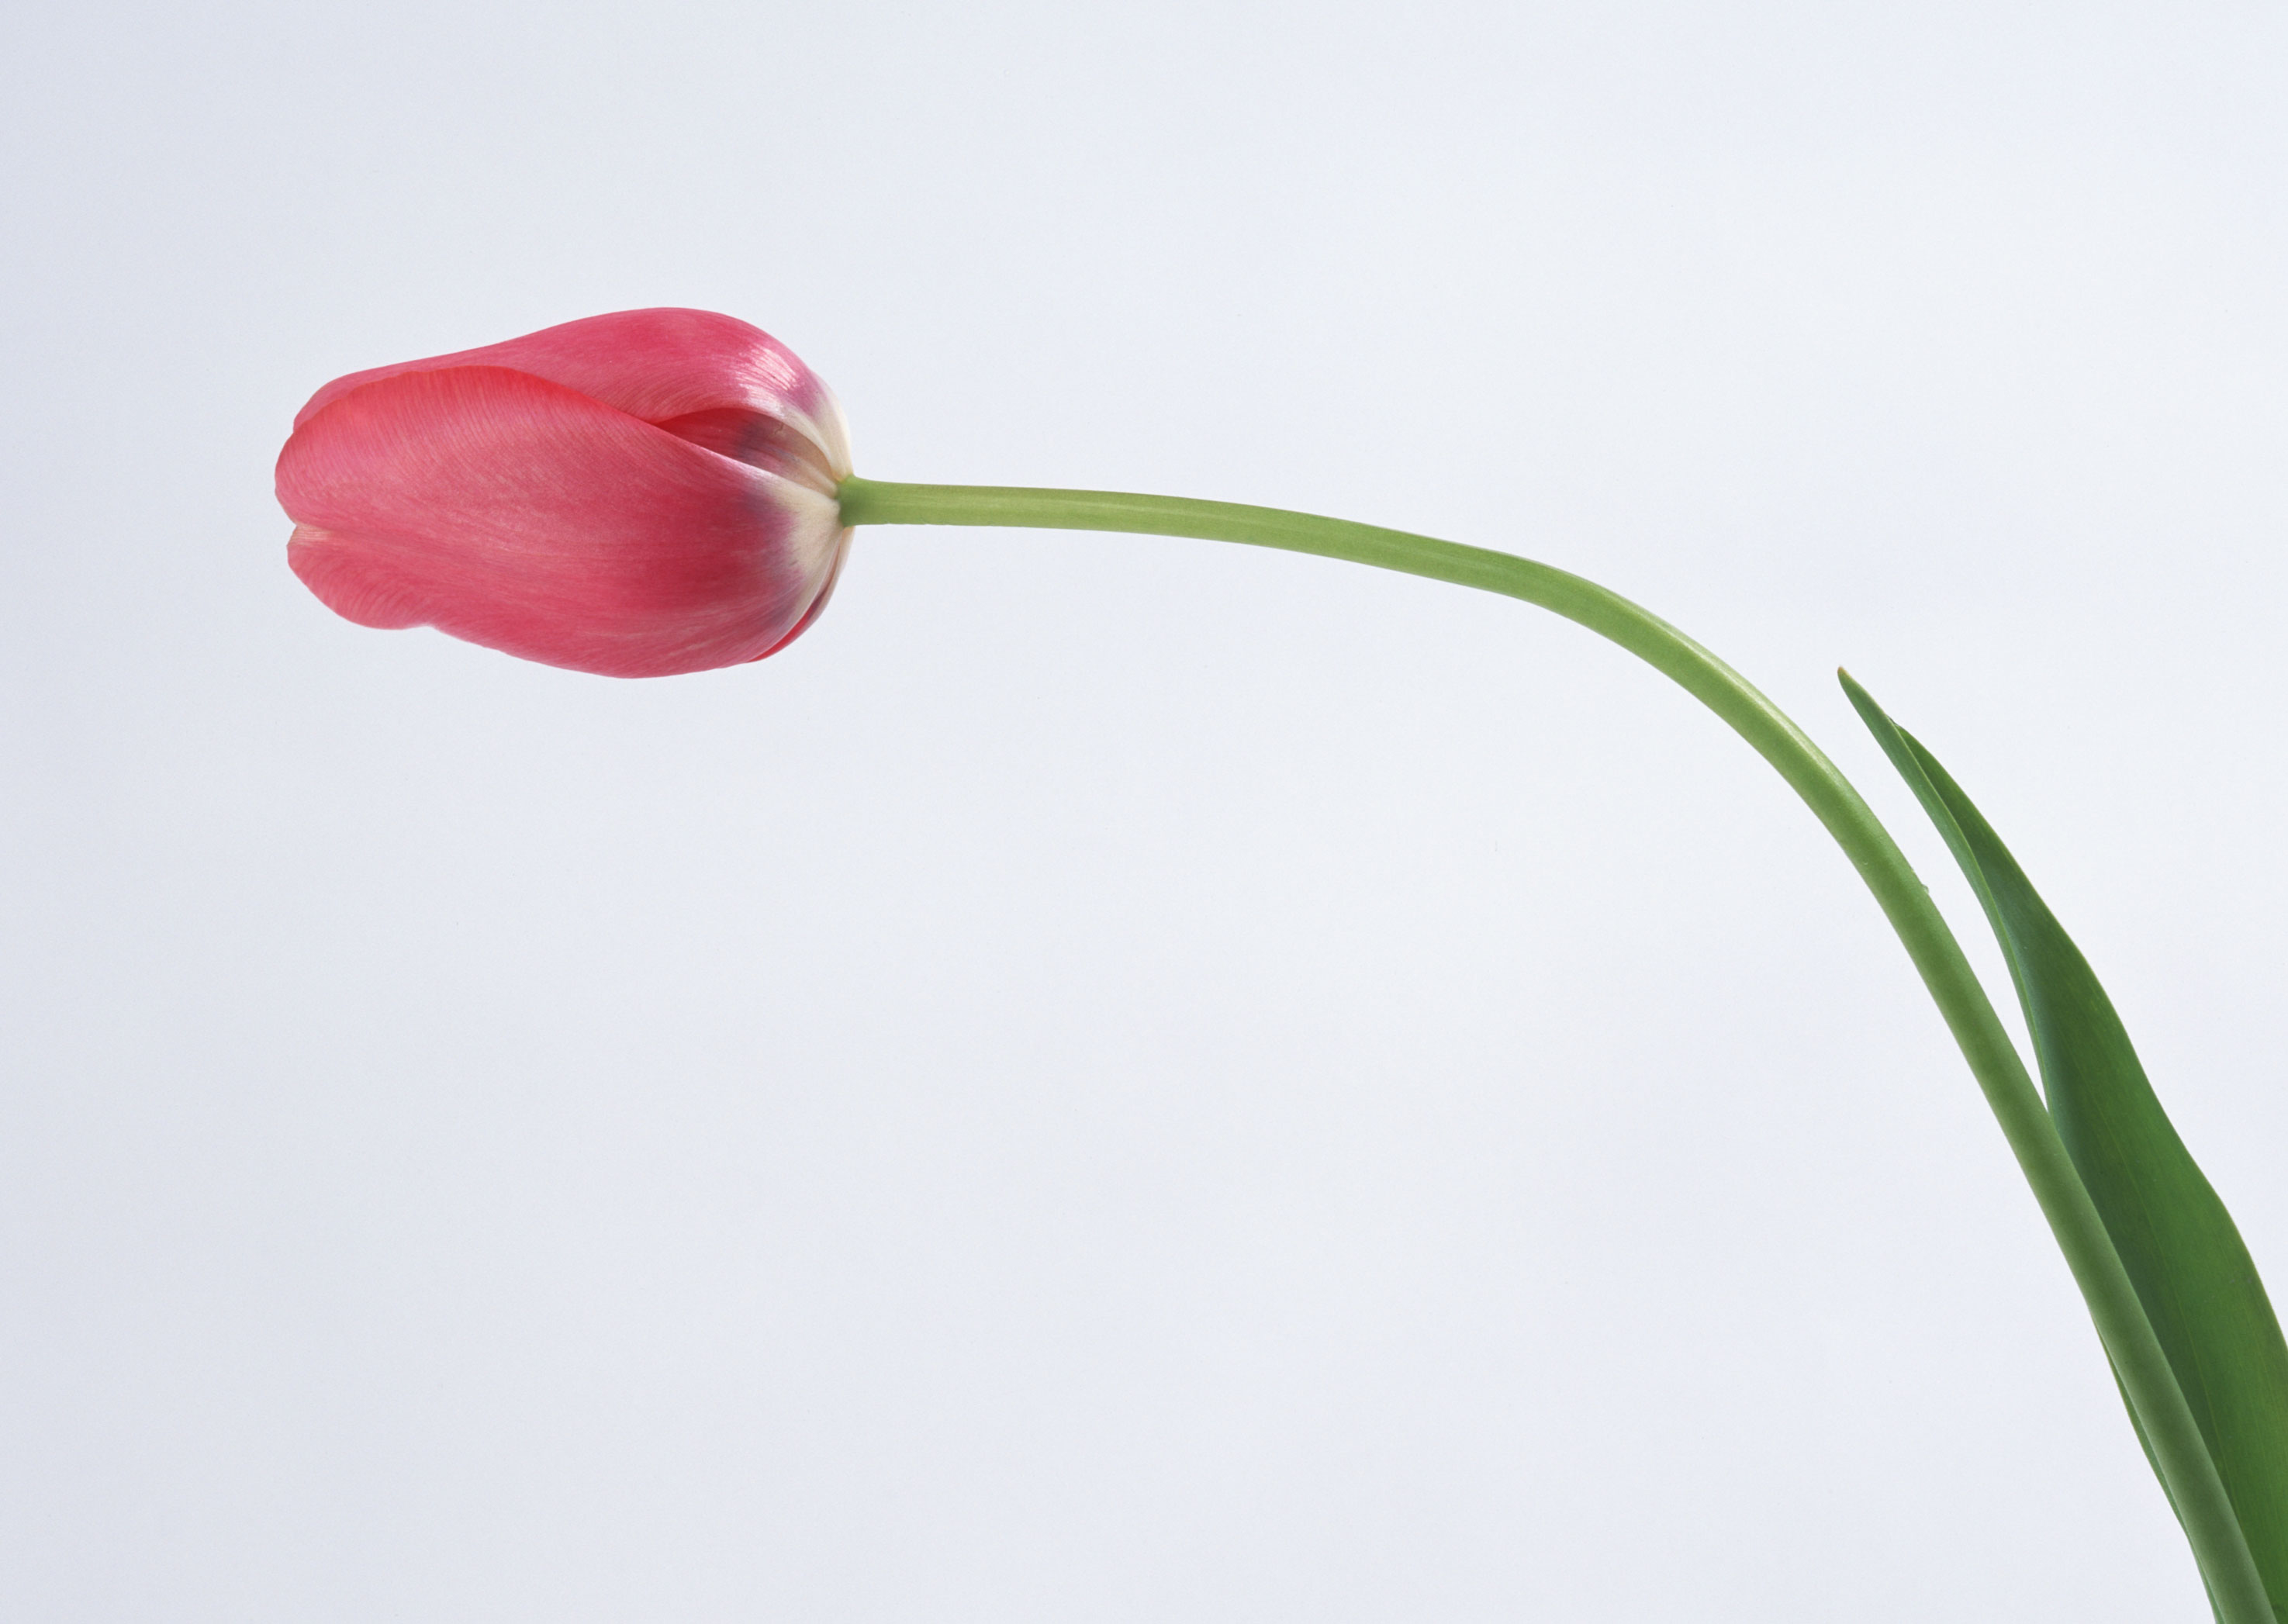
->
5 2 2287 1619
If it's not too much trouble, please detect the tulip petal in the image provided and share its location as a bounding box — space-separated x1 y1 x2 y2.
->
279 365 846 678
292 309 852 482
650 406 842 492
747 528 852 662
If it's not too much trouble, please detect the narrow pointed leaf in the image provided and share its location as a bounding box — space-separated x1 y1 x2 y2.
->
1843 672 2288 1618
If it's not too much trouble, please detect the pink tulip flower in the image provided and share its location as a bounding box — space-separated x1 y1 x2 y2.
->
278 309 853 677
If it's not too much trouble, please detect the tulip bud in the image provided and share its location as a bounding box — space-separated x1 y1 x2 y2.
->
277 309 853 678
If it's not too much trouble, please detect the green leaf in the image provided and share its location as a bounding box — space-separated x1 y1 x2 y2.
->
1842 672 2288 1618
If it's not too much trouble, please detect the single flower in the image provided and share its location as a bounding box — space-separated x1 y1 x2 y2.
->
277 309 853 677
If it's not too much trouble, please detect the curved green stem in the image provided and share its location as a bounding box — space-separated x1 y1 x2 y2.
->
836 475 2272 1620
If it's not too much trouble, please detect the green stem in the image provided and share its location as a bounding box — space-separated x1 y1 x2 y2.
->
837 475 2272 1620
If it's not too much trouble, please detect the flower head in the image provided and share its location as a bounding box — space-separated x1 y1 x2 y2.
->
278 309 853 677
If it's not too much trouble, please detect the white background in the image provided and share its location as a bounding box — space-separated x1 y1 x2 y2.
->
5 3 2287 1619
